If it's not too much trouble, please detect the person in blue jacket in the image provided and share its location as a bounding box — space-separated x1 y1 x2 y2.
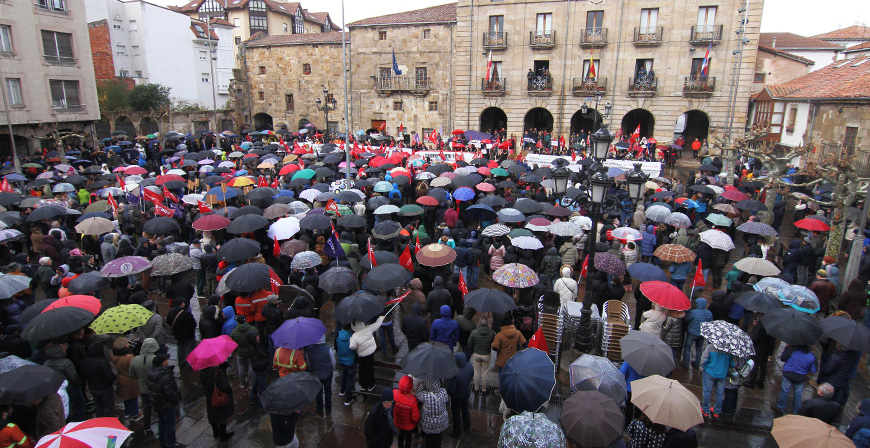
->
220 306 237 335
336 323 358 406
774 345 817 415
683 298 712 369
430 305 459 350
700 345 734 418
846 399 870 440
640 225 657 263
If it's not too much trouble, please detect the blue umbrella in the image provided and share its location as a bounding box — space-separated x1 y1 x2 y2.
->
107 146 122 152
453 187 475 202
465 204 497 221
499 348 556 413
607 167 625 178
271 317 328 350
119 140 132 145
4 174 27 181
627 262 668 282
205 186 241 199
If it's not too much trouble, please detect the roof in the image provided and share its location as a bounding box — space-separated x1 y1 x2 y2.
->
190 20 219 39
843 41 870 54
758 33 843 50
763 56 870 100
246 31 348 46
209 17 234 27
172 0 300 17
347 3 456 27
812 25 870 42
307 11 341 30
758 45 815 66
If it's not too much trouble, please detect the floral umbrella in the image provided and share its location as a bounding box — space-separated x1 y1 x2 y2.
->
548 222 582 237
700 320 756 358
290 251 322 270
699 230 735 250
493 263 539 288
594 252 626 275
498 411 566 448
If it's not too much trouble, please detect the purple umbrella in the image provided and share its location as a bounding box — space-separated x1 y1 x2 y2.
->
99 256 152 277
453 187 475 202
271 317 328 349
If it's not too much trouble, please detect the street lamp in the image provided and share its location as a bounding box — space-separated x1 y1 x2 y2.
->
551 158 571 199
625 163 649 202
315 88 337 139
590 125 614 160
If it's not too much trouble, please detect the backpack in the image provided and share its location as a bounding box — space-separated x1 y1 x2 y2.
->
520 317 533 333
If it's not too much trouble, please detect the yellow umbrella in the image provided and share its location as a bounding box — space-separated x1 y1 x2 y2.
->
283 155 297 163
228 177 255 187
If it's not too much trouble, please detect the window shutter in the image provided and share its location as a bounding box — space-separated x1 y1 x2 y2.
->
42 30 57 58
49 80 64 106
57 33 73 59
64 81 80 106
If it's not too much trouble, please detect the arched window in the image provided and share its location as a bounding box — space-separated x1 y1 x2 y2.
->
198 0 226 20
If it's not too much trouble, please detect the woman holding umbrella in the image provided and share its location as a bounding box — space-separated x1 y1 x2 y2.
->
200 362 235 441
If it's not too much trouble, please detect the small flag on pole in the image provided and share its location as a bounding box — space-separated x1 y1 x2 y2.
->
273 236 281 257
197 201 213 214
385 289 411 306
529 327 549 352
399 245 413 272
367 240 377 267
459 271 468 297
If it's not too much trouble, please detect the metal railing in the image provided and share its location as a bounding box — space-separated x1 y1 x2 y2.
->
35 1 67 13
483 31 508 48
579 28 607 46
633 26 663 44
529 30 556 47
375 76 430 92
528 74 552 91
683 76 716 93
572 77 606 94
628 77 657 93
52 103 84 113
481 77 506 92
43 55 77 66
690 25 723 43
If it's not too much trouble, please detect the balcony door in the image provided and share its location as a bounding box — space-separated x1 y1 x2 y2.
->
639 9 658 34
586 11 603 29
489 16 504 33
697 7 716 32
536 13 552 34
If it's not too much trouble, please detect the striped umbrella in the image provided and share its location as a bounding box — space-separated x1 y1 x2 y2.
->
654 244 696 263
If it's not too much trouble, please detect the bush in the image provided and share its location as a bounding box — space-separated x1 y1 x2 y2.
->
128 83 171 111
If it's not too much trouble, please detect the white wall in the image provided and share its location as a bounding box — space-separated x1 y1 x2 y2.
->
780 101 810 147
138 3 198 105
786 49 839 71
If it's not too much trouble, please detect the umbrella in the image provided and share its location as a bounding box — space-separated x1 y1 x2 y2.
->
416 244 457 267
499 348 555 413
90 304 153 334
755 277 799 304
644 205 672 222
279 239 309 258
73 217 114 236
713 203 739 215
611 227 643 241
735 199 768 212
400 342 460 380
333 291 384 323
794 218 830 232
497 208 526 223
735 291 783 313
761 308 822 345
594 252 626 276
299 214 332 231
0 365 63 405
509 228 534 238
493 263 539 288
99 256 151 278
337 214 366 229
227 214 269 234
22 306 94 341
259 371 321 415
67 272 111 294
640 281 691 310
570 216 593 230
143 217 180 235
0 273 31 299
699 230 735 250
819 316 870 353
548 222 582 237
465 204 498 221
263 203 292 220
705 213 732 227
790 285 822 313
26 205 66 222
217 238 260 262
481 223 511 237
499 411 566 448
734 257 781 276
291 251 322 270
271 317 328 349
511 236 544 250
568 354 627 405
187 335 238 370
373 204 401 215
627 263 668 283
372 220 402 239
363 264 412 291
736 221 778 236
560 391 624 448
268 217 302 240
0 228 23 244
224 263 271 293
19 299 56 324
478 196 507 207
150 253 192 276
192 214 231 231
771 415 853 448
318 267 358 295
463 288 517 314
360 250 400 269
630 375 704 432
619 331 676 376
399 204 424 216
720 190 750 202
700 320 755 358
44 295 102 315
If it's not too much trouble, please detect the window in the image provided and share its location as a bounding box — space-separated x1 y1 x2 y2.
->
0 25 12 55
128 20 137 31
258 66 266 75
697 6 717 32
194 120 209 130
845 126 859 151
328 121 338 135
131 45 140 56
235 37 241 45
422 128 433 138
233 18 240 26
393 101 403 111
283 23 288 32
415 67 427 81
423 29 431 39
198 0 226 20
6 79 22 106
200 50 208 61
429 101 438 111
302 63 311 75
536 13 553 33
285 93 294 111
202 73 210 83
250 16 268 33
490 61 503 80
116 45 126 55
378 31 387 40
119 70 128 77
41 30 74 63
639 8 658 33
258 91 265 101
49 79 80 109
786 108 798 134
113 21 123 30
754 72 766 83
36 0 66 12
295 10 304 33
635 59 654 80
379 67 391 79
690 57 711 78
582 59 600 80
248 0 265 11
325 93 335 103
135 70 142 78
489 15 504 32
587 11 604 28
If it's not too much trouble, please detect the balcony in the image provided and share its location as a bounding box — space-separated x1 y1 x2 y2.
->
43 55 77 67
683 77 716 97
527 74 552 96
579 28 607 47
627 77 657 97
52 103 85 113
480 77 506 96
375 76 430 96
529 31 556 49
633 26 663 45
571 77 606 96
34 1 68 13
690 25 723 44
483 31 508 50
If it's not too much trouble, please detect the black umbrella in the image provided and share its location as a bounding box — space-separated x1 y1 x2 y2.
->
464 288 517 314
19 299 57 324
698 164 721 172
0 211 21 227
360 251 400 269
260 371 321 415
363 264 412 291
400 342 459 380
25 179 52 190
22 306 94 341
507 165 527 175
496 180 516 189
322 154 343 165
735 199 768 212
619 331 676 376
478 196 507 207
513 199 544 214
68 272 111 294
451 175 481 189
0 193 21 206
372 220 402 240
519 173 544 184
735 291 783 313
761 308 822 346
0 365 64 405
652 191 675 200
26 205 66 222
689 184 715 195
315 168 334 179
366 196 390 210
243 190 277 205
227 214 269 234
217 238 261 262
336 191 363 204
333 291 384 323
337 214 366 228
819 316 870 353
318 267 358 295
299 214 332 231
143 217 180 234
225 263 271 293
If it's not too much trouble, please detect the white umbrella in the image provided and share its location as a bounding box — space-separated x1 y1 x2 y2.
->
524 221 550 232
611 227 643 241
415 172 436 180
200 165 215 173
645 205 672 223
219 161 236 168
287 201 310 215
570 215 593 230
182 194 205 205
299 189 320 202
166 169 186 176
374 204 401 215
268 217 301 240
734 257 781 276
481 223 510 237
511 236 544 250
699 230 735 251
549 221 583 237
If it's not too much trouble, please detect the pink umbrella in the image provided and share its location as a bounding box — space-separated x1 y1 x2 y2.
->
124 166 147 175
36 417 132 448
187 335 238 371
112 167 126 173
476 182 495 192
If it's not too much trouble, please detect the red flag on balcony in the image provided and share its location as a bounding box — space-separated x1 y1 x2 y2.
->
485 50 493 82
630 124 641 143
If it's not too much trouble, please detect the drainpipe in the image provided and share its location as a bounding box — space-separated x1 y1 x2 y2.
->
557 1 571 138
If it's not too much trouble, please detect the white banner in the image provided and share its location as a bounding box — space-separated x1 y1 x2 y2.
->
406 150 476 164
522 154 662 177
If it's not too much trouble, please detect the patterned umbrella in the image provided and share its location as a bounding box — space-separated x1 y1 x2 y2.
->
569 354 627 405
654 244 696 263
498 411 566 448
481 223 511 237
699 230 735 250
570 215 593 230
611 227 642 241
734 257 781 276
372 220 402 240
416 244 457 267
737 221 778 236
150 253 192 276
511 236 544 250
89 304 153 334
594 252 626 275
644 205 672 223
290 251 322 270
493 263 539 288
548 222 582 237
453 187 475 202
99 256 152 278
700 320 755 358
35 417 133 448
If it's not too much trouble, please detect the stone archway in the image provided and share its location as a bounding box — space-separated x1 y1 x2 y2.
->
479 107 507 134
570 109 603 136
139 117 158 135
523 107 553 133
621 109 655 140
676 110 710 144
95 116 112 140
114 116 135 136
253 113 274 131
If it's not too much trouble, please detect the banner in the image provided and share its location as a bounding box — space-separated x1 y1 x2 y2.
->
521 154 662 177
409 150 476 164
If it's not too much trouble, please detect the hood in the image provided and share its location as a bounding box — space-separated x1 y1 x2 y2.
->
246 331 260 347
828 266 840 277
636 204 645 212
141 338 159 356
45 344 66 359
433 276 444 289
454 352 467 368
418 379 441 393
848 278 864 292
861 398 870 416
695 298 707 309
440 305 452 319
458 239 467 248
646 225 655 233
409 278 423 291
411 302 422 316
222 306 235 319
118 239 132 249
712 290 727 302
548 247 558 255
500 325 518 337
789 240 801 249
399 375 414 394
87 342 104 358
351 321 366 331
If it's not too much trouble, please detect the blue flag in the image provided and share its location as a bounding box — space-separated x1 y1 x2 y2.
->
392 50 402 75
323 226 346 259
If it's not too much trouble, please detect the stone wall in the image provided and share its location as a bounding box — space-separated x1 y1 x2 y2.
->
806 104 870 174
753 50 812 89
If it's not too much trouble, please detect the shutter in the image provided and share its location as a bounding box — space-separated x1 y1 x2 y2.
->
49 80 64 106
42 30 57 58
64 81 80 107
56 33 73 60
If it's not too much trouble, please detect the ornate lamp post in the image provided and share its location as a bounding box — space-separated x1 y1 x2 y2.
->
625 163 649 203
551 158 571 201
315 88 337 140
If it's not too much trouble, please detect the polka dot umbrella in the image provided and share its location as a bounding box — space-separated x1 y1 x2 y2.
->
90 304 153 335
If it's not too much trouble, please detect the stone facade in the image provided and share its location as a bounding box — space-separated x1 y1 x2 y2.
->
752 47 813 90
805 105 870 174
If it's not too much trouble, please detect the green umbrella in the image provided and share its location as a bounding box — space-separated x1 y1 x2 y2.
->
509 228 534 238
90 304 153 334
291 169 316 180
399 204 424 216
491 167 509 177
706 213 732 227
22 163 43 168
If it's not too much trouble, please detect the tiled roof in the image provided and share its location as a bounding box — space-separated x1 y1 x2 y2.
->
758 33 843 50
190 21 220 39
209 17 234 26
172 0 299 17
758 45 815 66
764 56 870 100
246 31 348 46
843 41 870 53
347 3 456 27
813 25 870 42
308 11 341 30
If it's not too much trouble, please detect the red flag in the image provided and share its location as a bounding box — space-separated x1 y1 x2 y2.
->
271 177 279 189
106 192 118 212
143 188 163 204
385 289 411 306
162 186 178 203
378 121 387 133
559 135 566 148
258 176 268 188
399 245 413 272
458 271 468 297
438 150 445 161
0 178 9 193
269 268 283 294
528 327 549 352
325 199 342 216
197 201 213 214
154 201 172 217
367 240 377 267
693 259 706 287
415 235 421 255
272 236 280 257
398 123 404 134
116 175 125 190
572 150 577 161
580 255 589 278
535 139 543 148
630 124 641 143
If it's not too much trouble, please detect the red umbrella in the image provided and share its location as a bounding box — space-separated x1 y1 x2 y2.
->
723 185 738 192
648 138 657 144
476 182 495 192
44 295 101 315
36 417 133 448
487 161 499 169
292 147 307 155
279 164 300 175
416 196 439 206
720 190 750 202
155 174 184 186
478 167 491 176
192 214 231 231
452 129 464 135
124 166 147 175
794 218 830 232
481 139 492 144
639 281 691 310
370 156 388 167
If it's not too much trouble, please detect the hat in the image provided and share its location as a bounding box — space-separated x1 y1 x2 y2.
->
192 239 201 245
380 389 394 403
823 256 835 264
14 253 27 263
152 354 170 367
266 294 279 304
235 315 247 324
816 269 827 278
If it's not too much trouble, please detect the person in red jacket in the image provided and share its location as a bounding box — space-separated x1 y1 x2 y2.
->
250 288 270 338
235 293 254 323
392 375 421 448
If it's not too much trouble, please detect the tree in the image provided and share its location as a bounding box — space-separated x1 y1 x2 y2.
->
128 83 171 112
96 79 130 111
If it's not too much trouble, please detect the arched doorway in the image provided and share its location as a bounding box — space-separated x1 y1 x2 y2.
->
523 107 553 133
253 113 273 131
139 117 158 135
479 107 507 134
621 109 655 140
220 118 234 133
675 110 710 144
570 109 603 136
95 116 111 140
0 134 30 159
114 116 135 137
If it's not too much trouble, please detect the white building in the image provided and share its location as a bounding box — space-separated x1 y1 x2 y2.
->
758 33 842 71
84 0 234 109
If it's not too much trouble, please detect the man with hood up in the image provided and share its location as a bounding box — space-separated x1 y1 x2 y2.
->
220 306 238 336
137 300 167 354
640 225 657 263
130 338 159 436
491 318 526 372
445 353 473 437
401 303 429 351
426 276 452 324
147 354 181 448
430 305 459 350
199 295 224 340
633 204 646 229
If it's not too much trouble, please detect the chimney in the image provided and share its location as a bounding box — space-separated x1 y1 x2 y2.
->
771 36 777 49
